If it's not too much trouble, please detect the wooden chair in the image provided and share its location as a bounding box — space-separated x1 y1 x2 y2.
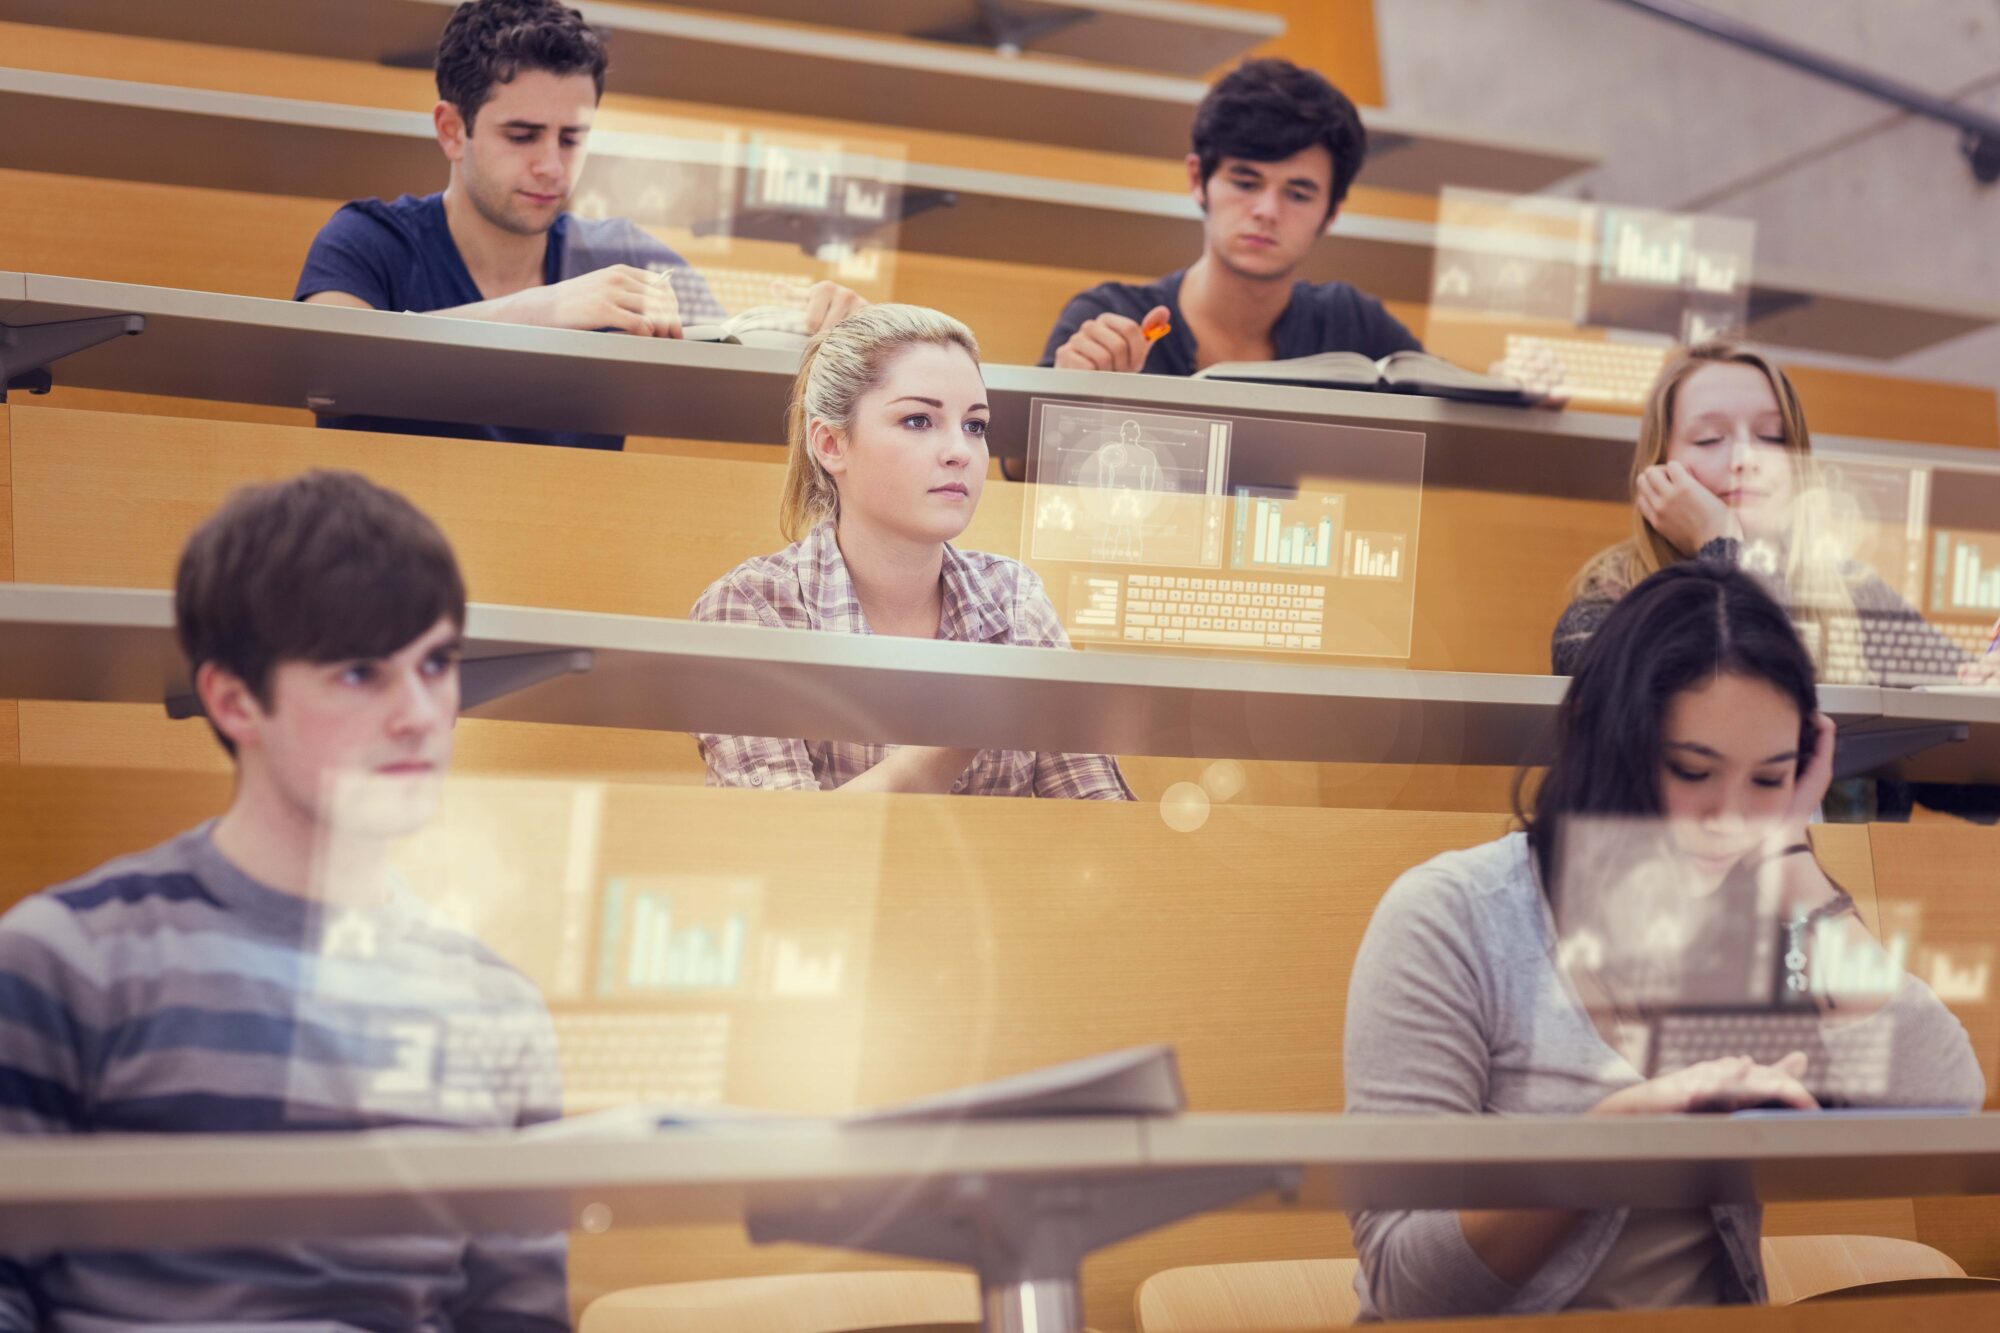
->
579 1271 980 1333
1130 1237 1976 1330
1761 1234 1967 1305
1133 1258 1361 1333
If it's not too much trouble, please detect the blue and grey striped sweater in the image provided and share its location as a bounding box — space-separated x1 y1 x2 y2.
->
0 823 569 1332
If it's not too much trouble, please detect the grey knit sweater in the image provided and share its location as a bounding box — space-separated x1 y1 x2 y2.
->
1342 832 1985 1321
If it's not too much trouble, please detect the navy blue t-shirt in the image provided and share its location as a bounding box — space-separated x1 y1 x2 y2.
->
1038 269 1422 376
294 192 728 450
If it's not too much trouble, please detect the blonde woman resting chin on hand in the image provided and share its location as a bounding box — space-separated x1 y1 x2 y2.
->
1552 340 1981 687
691 304 1132 799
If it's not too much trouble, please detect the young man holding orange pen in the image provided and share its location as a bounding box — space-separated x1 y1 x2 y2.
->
1039 59 1420 377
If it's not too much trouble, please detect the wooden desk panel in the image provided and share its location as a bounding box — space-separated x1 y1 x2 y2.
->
1867 823 2000 1106
0 161 1155 372
1809 823 1883 934
7 404 813 614
6 393 1550 804
1869 822 2000 1277
2 403 15 765
0 20 1194 195
0 403 13 583
6 407 1627 678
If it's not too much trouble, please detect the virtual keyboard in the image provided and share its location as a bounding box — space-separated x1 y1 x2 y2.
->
553 1009 732 1112
694 264 826 316
1650 1010 1890 1100
1121 573 1327 651
1506 334 1669 406
1824 613 1982 688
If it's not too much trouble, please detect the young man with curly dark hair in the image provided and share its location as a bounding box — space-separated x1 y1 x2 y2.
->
297 0 865 448
1040 58 1420 377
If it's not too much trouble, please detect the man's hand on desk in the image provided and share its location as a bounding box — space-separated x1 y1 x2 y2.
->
1593 1053 1818 1115
1960 655 2000 686
500 264 685 338
780 278 868 332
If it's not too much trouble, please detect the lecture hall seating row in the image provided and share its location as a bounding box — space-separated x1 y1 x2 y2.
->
4 766 1997 1326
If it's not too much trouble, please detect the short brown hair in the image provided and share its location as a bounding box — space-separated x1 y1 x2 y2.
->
175 471 467 742
435 0 609 130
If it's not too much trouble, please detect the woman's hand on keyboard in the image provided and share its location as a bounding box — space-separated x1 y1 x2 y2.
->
1638 461 1742 557
1959 646 2000 687
1592 1053 1817 1115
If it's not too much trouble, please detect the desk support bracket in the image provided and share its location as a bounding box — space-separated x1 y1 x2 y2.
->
1 315 146 401
460 649 596 711
917 0 1090 57
750 1165 1297 1333
163 648 594 721
1833 723 1970 779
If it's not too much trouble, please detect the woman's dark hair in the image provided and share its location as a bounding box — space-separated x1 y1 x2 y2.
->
1191 58 1367 218
435 0 609 129
1518 561 1819 893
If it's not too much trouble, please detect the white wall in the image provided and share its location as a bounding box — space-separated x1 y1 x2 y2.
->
1374 0 2000 384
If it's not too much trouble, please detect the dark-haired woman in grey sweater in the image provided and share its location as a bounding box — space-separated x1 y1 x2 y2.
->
1345 561 1983 1320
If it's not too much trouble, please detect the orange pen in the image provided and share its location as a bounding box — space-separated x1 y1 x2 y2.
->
1144 321 1172 343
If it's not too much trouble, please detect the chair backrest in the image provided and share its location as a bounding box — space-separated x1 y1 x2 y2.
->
579 1271 980 1333
1761 1234 1966 1305
1133 1258 1362 1333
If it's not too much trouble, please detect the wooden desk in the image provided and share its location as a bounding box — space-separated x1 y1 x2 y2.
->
0 582 1924 772
8 272 1996 503
0 71 1427 341
580 0 1284 77
0 0 1593 189
4 1111 1997 1331
0 773 1974 1322
4 69 1993 361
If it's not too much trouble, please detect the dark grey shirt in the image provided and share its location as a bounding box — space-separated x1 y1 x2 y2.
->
1038 269 1421 376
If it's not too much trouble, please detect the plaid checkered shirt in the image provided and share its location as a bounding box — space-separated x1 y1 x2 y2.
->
690 522 1133 800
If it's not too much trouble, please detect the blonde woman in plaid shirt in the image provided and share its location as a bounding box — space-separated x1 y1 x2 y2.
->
691 304 1133 799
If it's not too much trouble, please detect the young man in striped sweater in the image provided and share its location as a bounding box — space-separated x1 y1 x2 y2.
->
0 471 569 1330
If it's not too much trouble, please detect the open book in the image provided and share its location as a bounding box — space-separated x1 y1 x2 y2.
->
521 1045 1184 1139
849 1044 1184 1124
1194 349 1538 405
684 304 812 350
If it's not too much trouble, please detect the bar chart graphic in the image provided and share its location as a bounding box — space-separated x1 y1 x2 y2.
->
1232 490 1344 572
1601 210 1691 286
628 895 744 990
751 139 834 211
1691 251 1739 294
1346 531 1406 581
1933 531 2000 613
770 936 847 998
597 877 760 996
